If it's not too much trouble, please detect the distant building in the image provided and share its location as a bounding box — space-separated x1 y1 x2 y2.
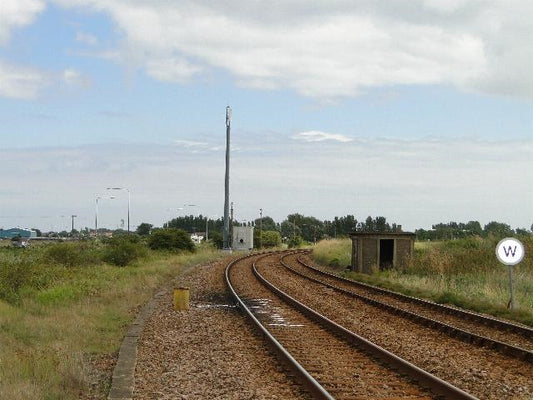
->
0 228 38 239
190 232 205 244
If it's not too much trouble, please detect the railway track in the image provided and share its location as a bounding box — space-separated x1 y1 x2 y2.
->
252 251 532 399
226 251 478 400
282 252 533 362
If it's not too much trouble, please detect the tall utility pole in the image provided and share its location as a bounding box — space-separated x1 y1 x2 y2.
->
223 106 232 250
71 215 77 233
259 208 263 249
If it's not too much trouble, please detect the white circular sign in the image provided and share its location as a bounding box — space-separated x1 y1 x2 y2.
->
496 238 525 266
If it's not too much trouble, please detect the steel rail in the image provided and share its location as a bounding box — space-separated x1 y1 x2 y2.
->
252 252 478 400
296 253 533 340
280 253 533 363
225 252 335 400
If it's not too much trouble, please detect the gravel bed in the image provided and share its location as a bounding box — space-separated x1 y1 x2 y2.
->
133 258 309 399
230 254 435 399
295 254 533 352
258 255 533 400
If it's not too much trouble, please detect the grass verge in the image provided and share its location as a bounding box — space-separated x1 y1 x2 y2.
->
0 243 225 399
312 237 533 327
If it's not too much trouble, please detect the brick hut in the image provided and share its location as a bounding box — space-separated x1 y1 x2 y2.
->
349 232 415 273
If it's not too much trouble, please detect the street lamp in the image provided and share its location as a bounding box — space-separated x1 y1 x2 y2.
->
106 187 130 232
95 195 115 236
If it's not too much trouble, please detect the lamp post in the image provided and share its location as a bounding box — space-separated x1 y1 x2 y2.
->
106 187 130 232
95 195 115 237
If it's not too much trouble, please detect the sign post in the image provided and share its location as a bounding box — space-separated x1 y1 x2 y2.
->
495 238 525 310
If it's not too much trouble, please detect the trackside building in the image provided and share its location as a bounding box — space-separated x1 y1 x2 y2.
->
349 232 415 273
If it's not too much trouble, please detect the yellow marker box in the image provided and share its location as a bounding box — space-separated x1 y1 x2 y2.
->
173 287 190 311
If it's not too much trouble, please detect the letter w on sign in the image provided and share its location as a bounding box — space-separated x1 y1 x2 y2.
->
503 246 517 258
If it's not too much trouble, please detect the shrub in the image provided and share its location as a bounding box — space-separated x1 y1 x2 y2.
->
261 231 282 248
102 235 147 266
0 251 54 304
209 231 223 249
147 229 195 252
288 235 303 249
43 242 101 267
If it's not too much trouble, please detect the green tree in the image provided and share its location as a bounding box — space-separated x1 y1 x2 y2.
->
280 219 301 240
136 222 153 236
515 227 529 236
465 221 483 236
483 221 514 238
253 216 278 232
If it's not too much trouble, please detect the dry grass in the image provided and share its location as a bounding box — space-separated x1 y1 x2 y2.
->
0 244 225 399
312 237 533 326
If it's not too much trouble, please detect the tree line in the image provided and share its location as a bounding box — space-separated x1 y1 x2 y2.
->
149 214 404 246
147 214 532 246
415 221 532 241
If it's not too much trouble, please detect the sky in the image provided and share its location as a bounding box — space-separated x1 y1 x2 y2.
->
0 0 532 233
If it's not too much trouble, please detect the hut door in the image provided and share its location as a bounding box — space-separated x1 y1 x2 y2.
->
379 239 394 270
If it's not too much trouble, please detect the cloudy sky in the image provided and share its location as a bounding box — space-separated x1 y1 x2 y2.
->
0 0 532 232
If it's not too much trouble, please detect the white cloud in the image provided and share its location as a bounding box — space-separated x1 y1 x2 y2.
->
0 1 50 99
47 0 533 100
293 131 353 143
76 31 98 46
0 0 45 44
0 60 51 99
145 57 202 83
62 68 91 87
174 140 210 148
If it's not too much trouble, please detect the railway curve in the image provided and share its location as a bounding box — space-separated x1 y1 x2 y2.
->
226 251 480 400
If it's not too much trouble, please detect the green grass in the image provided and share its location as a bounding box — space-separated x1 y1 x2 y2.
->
312 237 533 326
0 241 225 399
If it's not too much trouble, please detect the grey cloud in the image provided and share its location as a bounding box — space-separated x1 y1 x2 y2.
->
1 136 531 231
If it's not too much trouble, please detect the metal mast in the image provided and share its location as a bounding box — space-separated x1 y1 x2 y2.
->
223 106 232 250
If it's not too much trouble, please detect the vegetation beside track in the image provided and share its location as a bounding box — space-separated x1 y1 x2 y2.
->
0 238 225 400
312 237 533 327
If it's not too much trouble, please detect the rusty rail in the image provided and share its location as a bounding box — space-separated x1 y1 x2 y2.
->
225 253 335 400
285 253 533 363
251 252 477 400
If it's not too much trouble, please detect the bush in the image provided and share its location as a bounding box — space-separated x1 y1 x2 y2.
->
0 250 56 304
261 230 282 248
209 231 223 249
148 229 195 252
43 242 101 267
288 235 303 249
102 235 147 266
0 258 34 304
